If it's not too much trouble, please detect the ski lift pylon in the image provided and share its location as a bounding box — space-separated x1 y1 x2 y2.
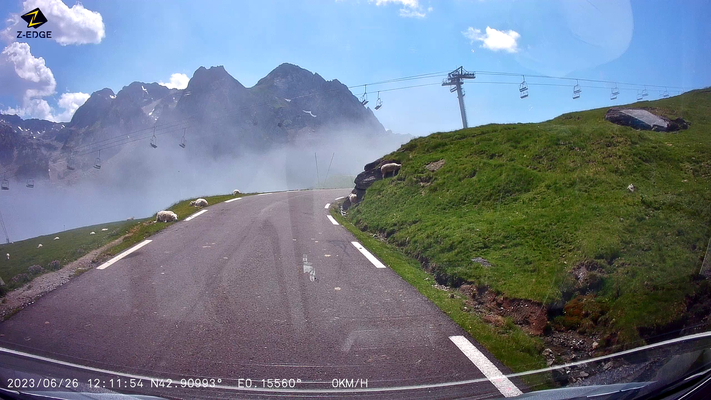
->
519 76 529 99
150 127 158 148
179 127 186 148
611 83 619 100
26 179 34 188
93 151 102 170
374 91 383 110
572 80 582 100
360 85 369 106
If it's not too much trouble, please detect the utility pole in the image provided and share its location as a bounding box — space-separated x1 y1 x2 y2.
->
442 66 476 129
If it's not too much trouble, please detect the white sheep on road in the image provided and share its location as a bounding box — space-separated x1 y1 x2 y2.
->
381 163 401 178
190 198 208 207
156 210 178 222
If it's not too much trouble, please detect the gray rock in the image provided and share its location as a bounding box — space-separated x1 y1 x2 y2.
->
471 257 492 267
605 108 689 132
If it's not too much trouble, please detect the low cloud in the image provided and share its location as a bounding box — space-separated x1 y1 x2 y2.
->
463 26 521 53
371 0 431 18
2 0 105 45
159 73 190 90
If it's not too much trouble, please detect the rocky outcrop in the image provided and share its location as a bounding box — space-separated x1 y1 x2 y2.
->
605 108 689 132
342 157 400 210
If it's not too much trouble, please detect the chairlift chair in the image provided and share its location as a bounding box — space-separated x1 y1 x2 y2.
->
360 85 369 106
572 80 582 100
26 179 34 188
662 88 669 98
374 92 383 110
150 127 158 148
641 87 648 98
611 84 619 100
179 128 186 148
93 151 102 170
636 90 644 101
1 178 8 191
519 76 529 99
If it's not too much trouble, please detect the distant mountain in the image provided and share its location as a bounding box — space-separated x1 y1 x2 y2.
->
0 63 392 184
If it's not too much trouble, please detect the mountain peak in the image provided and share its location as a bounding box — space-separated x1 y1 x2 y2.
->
187 65 244 91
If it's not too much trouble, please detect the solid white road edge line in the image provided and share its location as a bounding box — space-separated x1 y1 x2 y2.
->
324 203 330 209
449 335 523 397
97 240 152 270
350 241 387 269
225 197 242 203
334 196 345 200
184 209 208 221
327 215 339 225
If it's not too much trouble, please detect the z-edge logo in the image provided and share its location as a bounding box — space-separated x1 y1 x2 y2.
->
21 8 48 29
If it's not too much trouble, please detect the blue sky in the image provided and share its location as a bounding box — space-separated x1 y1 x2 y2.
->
0 0 709 135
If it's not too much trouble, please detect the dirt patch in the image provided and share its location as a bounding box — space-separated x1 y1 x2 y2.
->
0 234 129 320
459 284 548 335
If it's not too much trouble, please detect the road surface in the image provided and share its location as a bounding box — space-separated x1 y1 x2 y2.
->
0 189 522 399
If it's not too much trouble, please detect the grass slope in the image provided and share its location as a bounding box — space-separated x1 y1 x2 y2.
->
346 89 711 345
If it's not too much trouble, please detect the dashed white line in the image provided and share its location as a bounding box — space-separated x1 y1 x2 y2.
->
324 203 330 209
449 335 522 397
97 240 152 270
335 196 345 200
184 209 208 221
327 215 339 225
350 242 387 269
225 197 242 203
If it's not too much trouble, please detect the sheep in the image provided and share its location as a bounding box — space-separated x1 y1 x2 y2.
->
233 189 241 195
90 231 95 235
5 253 8 260
380 162 402 178
191 198 208 207
101 228 108 231
37 243 43 248
347 193 357 203
627 184 635 192
53 237 59 240
156 210 178 222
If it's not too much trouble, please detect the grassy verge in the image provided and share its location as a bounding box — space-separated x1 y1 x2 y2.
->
0 220 137 290
330 206 552 388
0 192 250 294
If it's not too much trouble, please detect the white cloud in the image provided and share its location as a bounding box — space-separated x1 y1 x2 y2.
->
2 0 105 45
159 73 190 90
371 0 431 18
53 91 89 121
463 26 521 53
0 42 87 122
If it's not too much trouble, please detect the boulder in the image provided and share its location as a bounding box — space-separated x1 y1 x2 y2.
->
605 108 689 132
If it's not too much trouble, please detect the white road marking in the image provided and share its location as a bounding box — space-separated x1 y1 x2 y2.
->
97 240 152 270
184 209 207 221
335 196 345 200
225 197 242 203
324 203 330 209
449 335 522 397
327 215 339 225
351 242 386 269
258 193 271 196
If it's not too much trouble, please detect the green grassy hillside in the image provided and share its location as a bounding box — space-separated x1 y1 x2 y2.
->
347 89 711 345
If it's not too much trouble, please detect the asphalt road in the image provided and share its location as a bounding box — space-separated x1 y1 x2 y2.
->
0 189 521 399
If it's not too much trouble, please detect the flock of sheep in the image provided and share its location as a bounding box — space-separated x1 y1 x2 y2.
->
155 190 241 222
